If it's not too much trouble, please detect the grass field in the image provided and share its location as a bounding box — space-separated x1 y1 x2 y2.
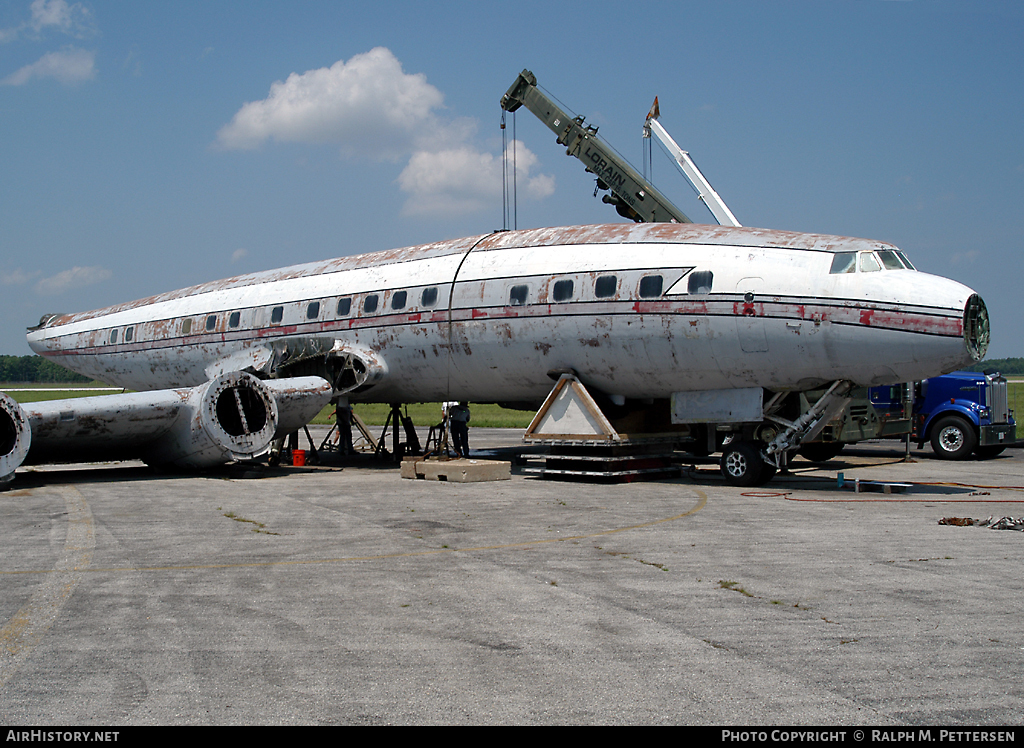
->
0 381 110 389
0 385 122 404
1007 380 1024 422
310 402 535 429
1 386 536 429
8 381 1023 431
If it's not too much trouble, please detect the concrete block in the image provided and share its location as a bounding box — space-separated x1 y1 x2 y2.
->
402 458 511 482
400 458 420 480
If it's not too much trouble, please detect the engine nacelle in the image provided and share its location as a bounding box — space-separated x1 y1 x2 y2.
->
0 392 31 486
156 373 332 467
264 376 338 438
11 373 333 478
150 371 282 468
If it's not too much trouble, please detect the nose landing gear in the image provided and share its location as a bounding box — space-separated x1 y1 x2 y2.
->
719 380 853 487
720 440 777 487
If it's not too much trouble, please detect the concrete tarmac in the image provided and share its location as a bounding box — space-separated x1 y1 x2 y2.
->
1 430 1022 725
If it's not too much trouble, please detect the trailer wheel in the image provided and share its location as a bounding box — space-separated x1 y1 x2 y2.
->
930 416 976 460
721 441 770 486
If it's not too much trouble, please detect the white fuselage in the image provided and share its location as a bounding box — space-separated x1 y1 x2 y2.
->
26 224 984 403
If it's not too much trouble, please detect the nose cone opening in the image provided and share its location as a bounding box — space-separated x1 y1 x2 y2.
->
964 294 990 361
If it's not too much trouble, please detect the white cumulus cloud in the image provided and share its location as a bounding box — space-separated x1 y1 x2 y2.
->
398 141 555 217
1 0 95 43
35 265 111 295
30 0 85 33
217 47 555 217
2 268 39 286
2 46 95 85
216 47 445 160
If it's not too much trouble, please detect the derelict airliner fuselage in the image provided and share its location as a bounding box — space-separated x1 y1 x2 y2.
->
3 221 988 486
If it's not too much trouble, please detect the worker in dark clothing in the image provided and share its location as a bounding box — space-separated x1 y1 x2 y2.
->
449 401 471 458
335 403 354 456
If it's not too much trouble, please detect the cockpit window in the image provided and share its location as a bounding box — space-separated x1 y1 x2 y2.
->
831 250 914 274
877 250 905 270
859 252 881 272
830 253 856 274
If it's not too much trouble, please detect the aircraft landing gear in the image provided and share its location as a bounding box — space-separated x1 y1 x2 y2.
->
719 380 854 487
720 441 776 487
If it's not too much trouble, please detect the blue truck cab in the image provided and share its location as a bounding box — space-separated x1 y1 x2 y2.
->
913 371 1016 460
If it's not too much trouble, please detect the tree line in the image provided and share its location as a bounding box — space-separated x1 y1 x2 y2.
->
0 355 93 383
966 357 1024 376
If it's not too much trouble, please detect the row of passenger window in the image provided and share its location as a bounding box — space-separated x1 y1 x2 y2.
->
184 286 445 331
108 326 134 344
508 271 714 306
174 286 445 335
105 286 443 344
510 274 663 306
104 272 711 345
265 286 442 325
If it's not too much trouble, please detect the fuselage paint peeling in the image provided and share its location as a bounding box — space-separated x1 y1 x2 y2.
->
27 224 982 404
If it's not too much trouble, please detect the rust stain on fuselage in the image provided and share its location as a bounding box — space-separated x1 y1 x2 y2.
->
32 224 895 330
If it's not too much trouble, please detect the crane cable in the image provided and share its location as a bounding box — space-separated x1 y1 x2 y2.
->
500 110 517 231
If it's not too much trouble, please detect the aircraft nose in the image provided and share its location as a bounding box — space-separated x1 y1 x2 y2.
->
963 293 990 362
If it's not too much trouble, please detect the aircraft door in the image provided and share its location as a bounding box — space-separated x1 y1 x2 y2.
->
736 278 768 353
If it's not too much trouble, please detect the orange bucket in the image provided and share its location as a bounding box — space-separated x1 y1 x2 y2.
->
292 449 306 466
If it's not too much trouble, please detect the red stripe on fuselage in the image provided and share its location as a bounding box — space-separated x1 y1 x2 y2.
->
38 296 964 359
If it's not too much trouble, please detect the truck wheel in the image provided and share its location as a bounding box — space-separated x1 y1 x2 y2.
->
798 442 845 463
721 441 770 486
974 445 1006 459
930 416 977 460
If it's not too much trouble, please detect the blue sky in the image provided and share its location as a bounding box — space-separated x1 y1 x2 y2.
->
2 0 1022 359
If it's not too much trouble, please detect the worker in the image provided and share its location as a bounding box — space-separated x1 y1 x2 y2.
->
449 401 471 458
334 403 354 456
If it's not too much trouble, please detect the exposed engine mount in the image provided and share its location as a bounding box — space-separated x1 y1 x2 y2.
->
0 392 31 486
1 373 332 484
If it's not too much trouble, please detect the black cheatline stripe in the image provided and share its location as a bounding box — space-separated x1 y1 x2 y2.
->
53 299 963 359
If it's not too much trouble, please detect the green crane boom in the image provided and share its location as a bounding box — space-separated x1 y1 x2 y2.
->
500 69 691 224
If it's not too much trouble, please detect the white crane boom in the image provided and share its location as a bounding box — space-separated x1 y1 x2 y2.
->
643 111 742 227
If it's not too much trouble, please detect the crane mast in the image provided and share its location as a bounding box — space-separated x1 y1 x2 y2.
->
500 70 691 224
